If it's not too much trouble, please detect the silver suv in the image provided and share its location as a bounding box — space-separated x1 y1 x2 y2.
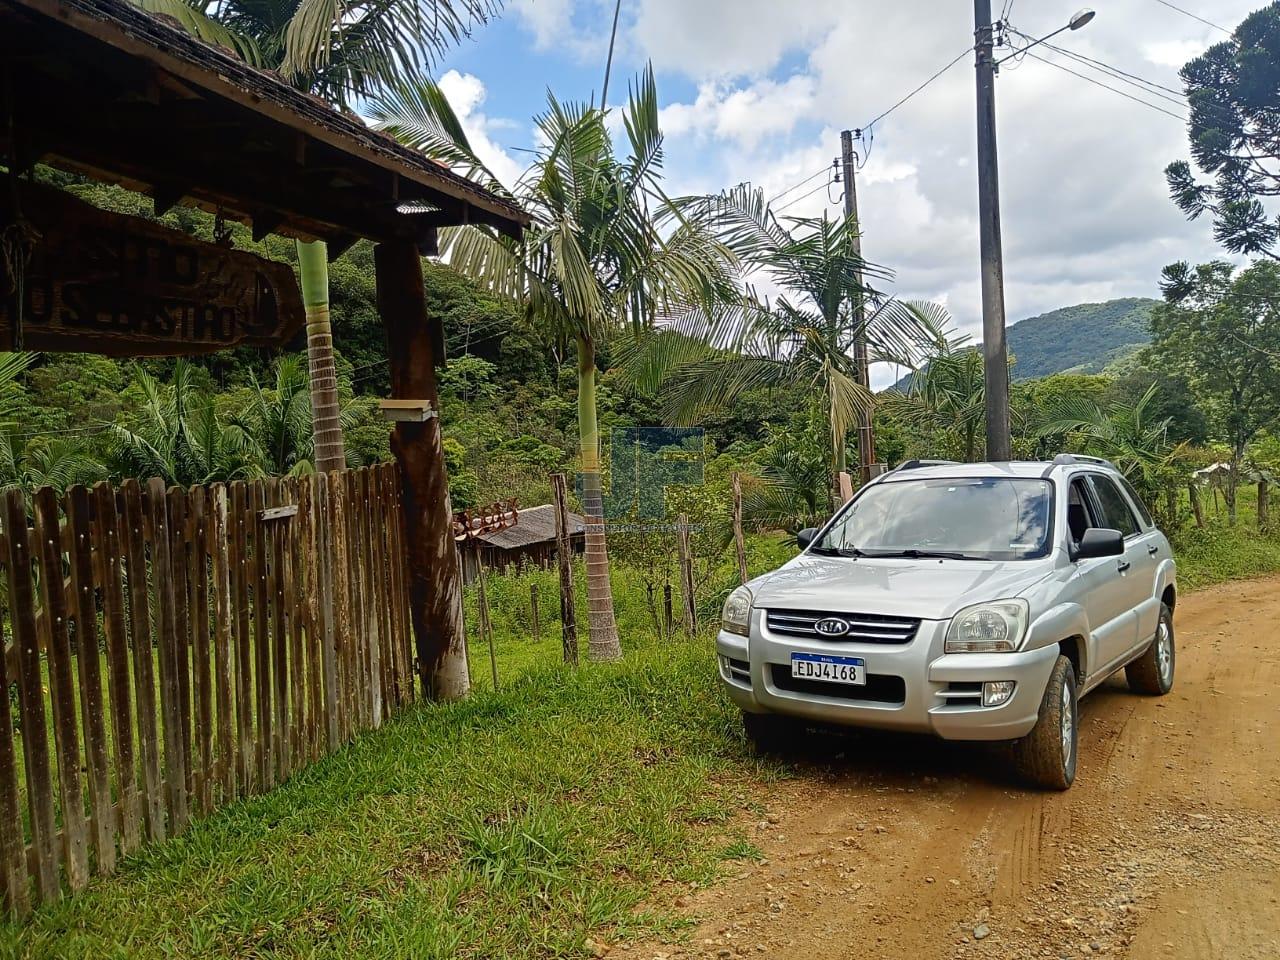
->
717 456 1177 789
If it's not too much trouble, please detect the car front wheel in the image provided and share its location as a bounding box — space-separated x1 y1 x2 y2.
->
1011 654 1078 790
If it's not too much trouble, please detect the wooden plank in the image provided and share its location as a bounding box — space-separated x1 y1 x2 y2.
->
552 474 579 667
120 480 165 842
209 484 235 802
329 474 353 740
301 476 323 760
282 478 304 769
32 487 90 890
315 474 339 748
361 468 384 726
249 480 273 789
346 469 370 729
64 485 115 875
92 481 140 854
266 478 289 781
0 577 30 916
188 486 214 815
379 466 404 708
147 478 188 834
228 481 254 795
3 489 58 902
289 478 310 764
166 487 193 811
391 466 414 705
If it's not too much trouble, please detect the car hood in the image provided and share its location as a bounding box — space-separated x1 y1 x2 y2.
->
750 553 1052 621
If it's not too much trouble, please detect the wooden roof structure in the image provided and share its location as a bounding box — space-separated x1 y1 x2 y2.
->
0 0 528 256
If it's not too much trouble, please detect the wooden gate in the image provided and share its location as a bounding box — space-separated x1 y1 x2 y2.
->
0 463 413 916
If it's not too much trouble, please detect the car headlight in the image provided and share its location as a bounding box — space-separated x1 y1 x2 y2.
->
945 599 1029 653
721 585 753 636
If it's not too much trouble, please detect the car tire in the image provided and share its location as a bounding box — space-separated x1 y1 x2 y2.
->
741 711 798 754
1126 602 1175 696
1011 654 1078 791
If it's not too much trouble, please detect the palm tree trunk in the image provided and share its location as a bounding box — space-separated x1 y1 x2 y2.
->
297 240 346 473
577 334 622 661
830 409 846 510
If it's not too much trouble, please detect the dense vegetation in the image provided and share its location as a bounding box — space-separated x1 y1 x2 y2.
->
1005 297 1156 380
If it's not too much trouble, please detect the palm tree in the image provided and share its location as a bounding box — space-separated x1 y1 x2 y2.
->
884 344 988 463
371 69 733 660
231 354 317 476
617 186 937 503
0 433 106 492
1035 383 1183 503
107 361 252 485
131 0 504 473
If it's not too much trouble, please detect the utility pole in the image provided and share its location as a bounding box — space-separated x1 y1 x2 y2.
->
840 129 876 483
973 0 1012 462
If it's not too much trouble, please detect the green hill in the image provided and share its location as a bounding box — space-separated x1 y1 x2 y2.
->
1007 297 1156 380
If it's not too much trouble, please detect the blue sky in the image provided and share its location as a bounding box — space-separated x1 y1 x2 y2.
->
428 0 1261 385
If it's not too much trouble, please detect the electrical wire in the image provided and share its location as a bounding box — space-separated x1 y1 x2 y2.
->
1022 51 1187 122
857 45 975 134
767 167 830 205
1150 0 1230 34
1036 40 1186 100
774 176 835 214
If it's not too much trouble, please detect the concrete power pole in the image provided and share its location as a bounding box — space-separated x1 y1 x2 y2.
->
840 129 876 483
973 0 1012 462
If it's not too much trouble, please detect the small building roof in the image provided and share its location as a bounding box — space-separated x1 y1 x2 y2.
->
474 505 585 550
0 0 529 252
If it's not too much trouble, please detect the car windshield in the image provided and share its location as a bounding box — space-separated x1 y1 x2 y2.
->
812 477 1054 561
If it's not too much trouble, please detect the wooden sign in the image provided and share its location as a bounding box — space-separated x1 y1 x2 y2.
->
0 182 303 356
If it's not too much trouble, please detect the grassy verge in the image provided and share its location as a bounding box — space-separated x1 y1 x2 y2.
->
1 633 771 959
1168 485 1280 590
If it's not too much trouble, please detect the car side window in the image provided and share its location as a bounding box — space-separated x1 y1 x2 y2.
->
1066 478 1098 548
1087 476 1140 538
1116 476 1153 528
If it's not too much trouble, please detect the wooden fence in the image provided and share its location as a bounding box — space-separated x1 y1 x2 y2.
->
0 463 414 917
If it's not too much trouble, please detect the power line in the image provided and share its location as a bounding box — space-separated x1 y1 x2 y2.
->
1023 51 1187 122
1009 29 1187 105
1150 0 1230 34
774 176 835 214
855 45 975 134
767 167 830 205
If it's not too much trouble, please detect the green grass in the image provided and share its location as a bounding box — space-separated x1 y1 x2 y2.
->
1 634 766 959
1168 485 1280 590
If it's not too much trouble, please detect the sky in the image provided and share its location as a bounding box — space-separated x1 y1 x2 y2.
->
430 0 1258 385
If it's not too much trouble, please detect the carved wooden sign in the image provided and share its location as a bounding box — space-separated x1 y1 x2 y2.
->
0 182 303 356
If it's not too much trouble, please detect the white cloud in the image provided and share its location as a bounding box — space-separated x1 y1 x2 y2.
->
659 75 817 148
437 70 525 190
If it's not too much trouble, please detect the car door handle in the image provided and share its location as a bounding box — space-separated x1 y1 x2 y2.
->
1117 560 1132 572
1147 545 1158 556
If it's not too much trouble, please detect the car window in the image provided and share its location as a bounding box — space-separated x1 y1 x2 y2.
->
1116 476 1153 527
1087 475 1140 538
1066 478 1100 547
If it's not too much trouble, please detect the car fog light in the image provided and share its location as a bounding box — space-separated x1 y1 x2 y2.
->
982 681 1016 707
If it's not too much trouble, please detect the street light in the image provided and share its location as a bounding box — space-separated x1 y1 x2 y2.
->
972 3 1096 462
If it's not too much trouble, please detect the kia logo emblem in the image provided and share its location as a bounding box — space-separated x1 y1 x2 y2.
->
814 617 850 637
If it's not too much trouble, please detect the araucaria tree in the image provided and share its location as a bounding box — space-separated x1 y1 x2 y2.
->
1165 2 1280 259
133 0 503 472
372 69 732 660
1151 259 1280 521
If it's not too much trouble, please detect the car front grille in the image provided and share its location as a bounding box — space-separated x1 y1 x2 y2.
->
769 666 906 705
764 609 920 644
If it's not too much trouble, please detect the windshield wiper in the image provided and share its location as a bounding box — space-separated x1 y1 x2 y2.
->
860 548 991 561
807 545 867 558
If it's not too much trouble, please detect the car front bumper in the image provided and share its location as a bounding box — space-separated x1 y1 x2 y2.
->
716 610 1058 742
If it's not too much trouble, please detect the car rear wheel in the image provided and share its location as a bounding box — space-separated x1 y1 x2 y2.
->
1126 602 1175 696
741 711 799 754
1011 654 1078 790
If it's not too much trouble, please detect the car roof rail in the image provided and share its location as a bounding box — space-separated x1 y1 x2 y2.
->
893 458 960 472
1052 453 1117 470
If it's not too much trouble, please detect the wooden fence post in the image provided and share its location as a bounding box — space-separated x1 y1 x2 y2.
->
663 583 673 638
530 582 541 642
732 473 749 586
552 473 578 665
1259 479 1270 531
677 514 696 637
1189 483 1204 528
476 564 498 690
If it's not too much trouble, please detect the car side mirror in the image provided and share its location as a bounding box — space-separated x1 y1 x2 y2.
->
1075 527 1124 560
796 527 819 551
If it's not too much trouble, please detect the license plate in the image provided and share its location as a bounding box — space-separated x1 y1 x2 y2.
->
791 652 866 685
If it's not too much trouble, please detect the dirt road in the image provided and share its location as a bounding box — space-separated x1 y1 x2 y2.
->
614 576 1280 960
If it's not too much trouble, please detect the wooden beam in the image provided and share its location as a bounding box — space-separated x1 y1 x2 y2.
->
251 211 283 243
152 183 185 217
375 240 470 701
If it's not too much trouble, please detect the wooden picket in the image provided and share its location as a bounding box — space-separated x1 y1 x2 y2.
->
0 463 414 917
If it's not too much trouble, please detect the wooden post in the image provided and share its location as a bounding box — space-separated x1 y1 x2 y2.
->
838 471 855 504
476 564 498 690
551 473 578 665
732 473 749 586
530 582 541 642
663 582 673 638
375 240 470 701
677 514 696 637
1259 479 1270 531
1189 483 1204 528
